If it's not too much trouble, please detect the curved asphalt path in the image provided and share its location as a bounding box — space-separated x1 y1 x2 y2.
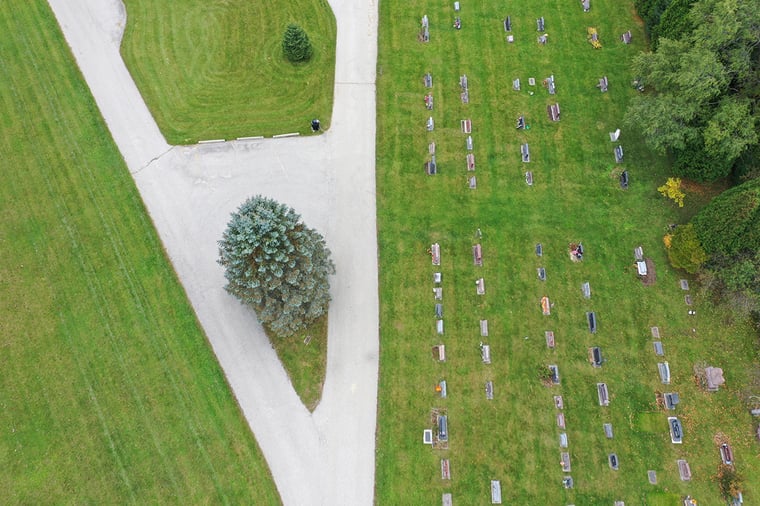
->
47 0 379 504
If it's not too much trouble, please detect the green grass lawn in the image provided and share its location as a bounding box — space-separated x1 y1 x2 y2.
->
375 0 759 504
0 2 280 503
120 0 336 144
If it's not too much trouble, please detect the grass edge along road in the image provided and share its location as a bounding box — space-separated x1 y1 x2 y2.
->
120 0 337 144
0 2 280 503
374 0 758 504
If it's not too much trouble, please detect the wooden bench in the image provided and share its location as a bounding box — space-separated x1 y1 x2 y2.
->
677 459 691 480
466 135 473 151
545 331 555 349
653 341 664 356
481 344 491 364
431 243 441 265
658 362 671 384
521 143 530 162
491 480 502 504
598 383 610 406
720 443 734 465
537 17 545 32
467 153 476 171
473 243 483 266
587 311 597 333
461 119 472 133
582 282 591 298
560 452 571 472
614 145 624 163
476 278 485 295
669 416 683 444
559 432 568 448
424 73 433 88
604 423 614 438
485 380 494 400
526 171 534 186
537 267 546 280
480 319 489 336
589 346 603 367
441 459 451 479
513 78 521 91
609 453 619 470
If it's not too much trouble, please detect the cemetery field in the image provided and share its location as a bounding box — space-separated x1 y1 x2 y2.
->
0 2 279 503
120 0 336 144
374 0 759 504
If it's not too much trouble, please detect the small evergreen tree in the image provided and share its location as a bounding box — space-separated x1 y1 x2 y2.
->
282 24 313 63
218 196 335 337
666 223 707 273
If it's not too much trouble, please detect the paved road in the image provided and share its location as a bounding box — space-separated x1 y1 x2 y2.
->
47 0 379 504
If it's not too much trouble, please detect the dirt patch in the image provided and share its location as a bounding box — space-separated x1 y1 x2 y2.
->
641 257 656 285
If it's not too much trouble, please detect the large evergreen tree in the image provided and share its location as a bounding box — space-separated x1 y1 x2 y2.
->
218 196 335 337
626 0 760 181
282 24 314 63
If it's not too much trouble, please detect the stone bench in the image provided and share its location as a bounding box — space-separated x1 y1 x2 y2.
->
597 383 610 406
473 243 483 265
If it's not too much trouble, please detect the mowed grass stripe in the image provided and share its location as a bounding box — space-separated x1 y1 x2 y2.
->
376 0 758 503
0 2 279 503
121 0 336 143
